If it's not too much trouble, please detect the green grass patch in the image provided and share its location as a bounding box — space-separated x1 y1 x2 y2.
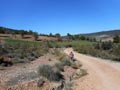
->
47 40 95 48
5 39 42 45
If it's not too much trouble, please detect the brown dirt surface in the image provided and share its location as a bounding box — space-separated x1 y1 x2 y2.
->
0 54 57 85
38 36 57 41
64 48 120 90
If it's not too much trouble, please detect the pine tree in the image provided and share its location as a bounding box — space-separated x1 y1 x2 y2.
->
113 35 120 43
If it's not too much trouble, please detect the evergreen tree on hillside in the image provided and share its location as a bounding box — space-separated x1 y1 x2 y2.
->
29 30 33 34
33 32 38 40
19 30 25 37
67 33 72 40
0 29 5 33
74 35 80 40
113 35 120 43
80 35 86 40
55 33 62 41
49 33 53 37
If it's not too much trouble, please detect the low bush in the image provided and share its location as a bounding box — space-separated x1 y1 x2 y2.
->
112 57 120 61
60 59 72 66
71 61 82 69
0 56 4 64
79 69 88 77
63 81 73 90
65 44 73 48
95 42 113 50
55 58 74 71
74 69 87 79
112 44 120 56
52 81 73 90
38 65 63 81
55 63 64 71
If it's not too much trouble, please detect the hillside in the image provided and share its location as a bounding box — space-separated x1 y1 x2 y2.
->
0 27 59 41
0 27 32 34
64 30 120 42
80 30 120 38
1 26 120 41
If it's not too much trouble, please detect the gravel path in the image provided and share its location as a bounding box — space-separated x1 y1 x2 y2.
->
64 48 120 90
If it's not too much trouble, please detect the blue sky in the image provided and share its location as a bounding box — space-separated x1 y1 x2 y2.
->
0 0 120 35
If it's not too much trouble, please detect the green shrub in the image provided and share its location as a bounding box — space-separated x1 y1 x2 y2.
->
55 63 64 71
112 44 120 56
63 81 73 90
74 69 87 79
112 57 120 61
80 69 88 77
38 65 63 81
0 56 4 64
71 61 82 69
101 42 113 50
55 58 72 72
65 44 73 48
60 59 72 66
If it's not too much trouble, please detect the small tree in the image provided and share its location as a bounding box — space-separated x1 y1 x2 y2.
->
55 33 62 41
49 33 53 37
19 30 25 38
33 32 38 40
80 35 86 40
74 35 80 40
86 37 90 41
101 42 113 50
93 38 96 42
113 35 120 43
0 29 4 33
29 30 33 34
67 33 72 39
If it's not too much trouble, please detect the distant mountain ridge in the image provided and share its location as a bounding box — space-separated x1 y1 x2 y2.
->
80 30 120 38
0 26 18 34
78 30 120 41
0 26 30 34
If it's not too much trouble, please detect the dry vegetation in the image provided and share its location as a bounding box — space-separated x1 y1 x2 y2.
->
74 42 120 61
0 39 87 90
0 39 49 66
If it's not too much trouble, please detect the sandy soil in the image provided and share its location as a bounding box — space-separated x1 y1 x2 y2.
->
0 54 57 85
64 48 120 90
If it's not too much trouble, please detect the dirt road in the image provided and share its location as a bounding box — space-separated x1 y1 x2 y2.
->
64 48 120 90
